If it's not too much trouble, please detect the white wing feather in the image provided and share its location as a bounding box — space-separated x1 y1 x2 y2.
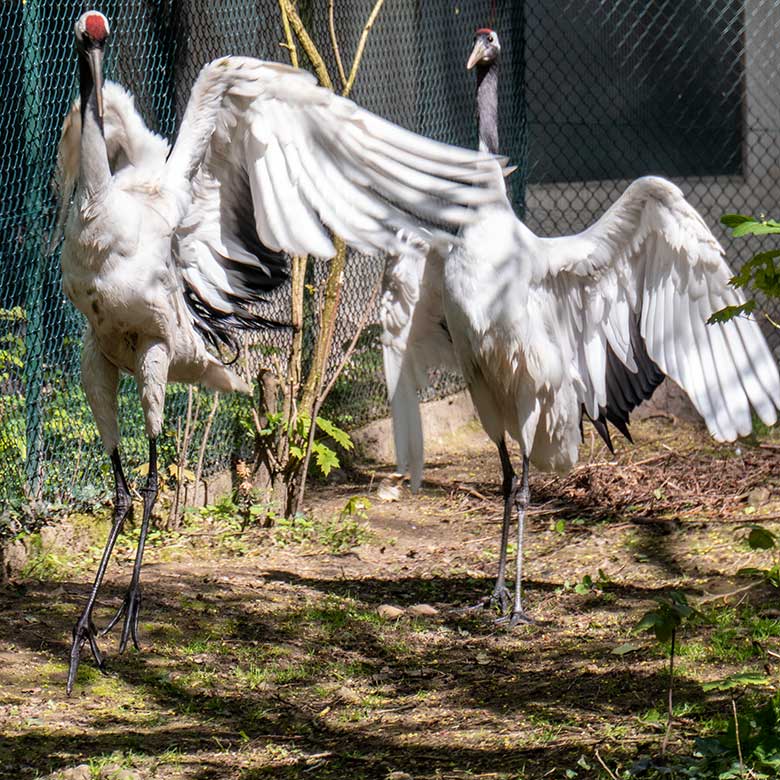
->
536 176 780 441
168 57 506 323
380 238 458 489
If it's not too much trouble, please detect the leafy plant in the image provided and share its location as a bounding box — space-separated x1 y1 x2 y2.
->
709 214 780 325
737 524 780 589
636 591 699 755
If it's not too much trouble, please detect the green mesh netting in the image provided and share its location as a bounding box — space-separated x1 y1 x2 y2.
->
1 1 778 509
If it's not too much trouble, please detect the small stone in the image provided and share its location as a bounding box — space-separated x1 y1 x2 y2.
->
748 487 771 507
386 773 414 780
407 604 438 617
54 766 91 780
100 767 142 780
377 604 405 619
377 480 401 502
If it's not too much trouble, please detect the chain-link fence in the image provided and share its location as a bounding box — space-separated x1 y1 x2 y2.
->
1 0 778 510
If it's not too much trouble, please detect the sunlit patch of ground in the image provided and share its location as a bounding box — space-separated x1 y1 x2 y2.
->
2 416 780 779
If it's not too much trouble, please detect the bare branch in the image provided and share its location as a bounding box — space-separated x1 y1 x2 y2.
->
277 0 299 68
343 0 386 98
328 0 347 90
293 272 382 515
280 0 334 90
194 391 219 504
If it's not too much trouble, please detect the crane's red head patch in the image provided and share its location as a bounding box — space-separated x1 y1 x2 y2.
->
85 13 109 41
476 27 495 36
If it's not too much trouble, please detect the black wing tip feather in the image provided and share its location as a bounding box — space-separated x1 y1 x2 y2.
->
581 316 664 453
183 282 291 365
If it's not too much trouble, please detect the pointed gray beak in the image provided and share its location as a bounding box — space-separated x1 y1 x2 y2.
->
467 39 488 70
88 47 104 119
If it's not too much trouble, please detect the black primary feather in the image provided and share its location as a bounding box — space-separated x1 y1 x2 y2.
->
582 313 665 452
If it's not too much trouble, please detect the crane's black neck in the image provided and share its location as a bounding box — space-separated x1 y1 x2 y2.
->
475 62 499 154
78 48 103 134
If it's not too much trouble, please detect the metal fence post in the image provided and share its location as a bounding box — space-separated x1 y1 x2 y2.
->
21 0 45 499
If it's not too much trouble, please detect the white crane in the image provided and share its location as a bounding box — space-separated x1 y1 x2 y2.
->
381 28 780 626
59 11 510 693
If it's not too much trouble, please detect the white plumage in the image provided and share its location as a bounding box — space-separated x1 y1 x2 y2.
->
382 29 780 623
62 11 508 692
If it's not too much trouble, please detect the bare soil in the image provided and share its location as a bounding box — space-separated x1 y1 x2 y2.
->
2 416 780 780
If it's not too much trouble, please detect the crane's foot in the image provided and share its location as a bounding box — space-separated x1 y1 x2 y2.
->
67 613 105 696
100 585 142 654
495 609 535 628
464 585 512 614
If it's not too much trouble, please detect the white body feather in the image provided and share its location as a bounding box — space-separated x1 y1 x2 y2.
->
385 174 780 481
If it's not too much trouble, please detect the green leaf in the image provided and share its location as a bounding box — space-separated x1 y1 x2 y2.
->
733 219 780 237
701 672 771 692
612 641 642 656
748 525 777 550
721 213 756 228
315 416 354 451
313 442 339 476
708 300 756 324
635 611 661 633
289 445 304 460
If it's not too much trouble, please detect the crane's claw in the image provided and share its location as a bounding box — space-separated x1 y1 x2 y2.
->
495 609 535 628
463 585 512 614
67 614 105 696
101 586 142 653
489 586 512 614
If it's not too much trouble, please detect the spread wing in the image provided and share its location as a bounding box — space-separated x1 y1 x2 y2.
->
537 176 780 444
167 57 507 346
380 238 458 489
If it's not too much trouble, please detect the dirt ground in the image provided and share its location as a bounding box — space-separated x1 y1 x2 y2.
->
2 416 780 780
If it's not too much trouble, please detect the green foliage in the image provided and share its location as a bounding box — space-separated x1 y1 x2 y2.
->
636 591 697 643
262 411 354 478
709 215 780 325
271 497 371 553
736 524 780 588
630 692 780 779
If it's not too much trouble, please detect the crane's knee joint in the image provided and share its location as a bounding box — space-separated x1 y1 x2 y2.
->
514 485 530 512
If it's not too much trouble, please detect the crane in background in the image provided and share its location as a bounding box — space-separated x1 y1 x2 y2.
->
381 28 780 626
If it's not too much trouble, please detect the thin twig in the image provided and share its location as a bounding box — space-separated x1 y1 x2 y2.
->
194 391 219 506
328 0 347 89
732 698 745 777
319 274 382 403
343 0 386 97
661 628 676 756
594 750 618 780
280 0 334 89
277 0 299 68
170 386 195 529
294 274 382 515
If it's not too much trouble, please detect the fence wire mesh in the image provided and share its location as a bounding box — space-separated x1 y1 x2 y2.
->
1 0 778 512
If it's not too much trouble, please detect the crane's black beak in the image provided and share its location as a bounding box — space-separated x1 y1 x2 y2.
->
467 39 488 70
88 47 104 119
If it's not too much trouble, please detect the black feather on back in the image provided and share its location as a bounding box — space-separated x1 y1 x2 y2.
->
582 313 665 453
181 166 292 364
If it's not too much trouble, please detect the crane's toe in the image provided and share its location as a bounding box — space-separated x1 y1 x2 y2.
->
101 586 143 653
67 614 106 695
489 585 512 615
495 609 535 628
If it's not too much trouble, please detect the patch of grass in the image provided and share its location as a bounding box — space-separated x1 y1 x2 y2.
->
272 512 372 554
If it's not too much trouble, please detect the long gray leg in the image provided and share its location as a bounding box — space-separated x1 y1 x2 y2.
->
101 437 158 652
489 438 515 612
67 449 132 695
502 454 533 627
